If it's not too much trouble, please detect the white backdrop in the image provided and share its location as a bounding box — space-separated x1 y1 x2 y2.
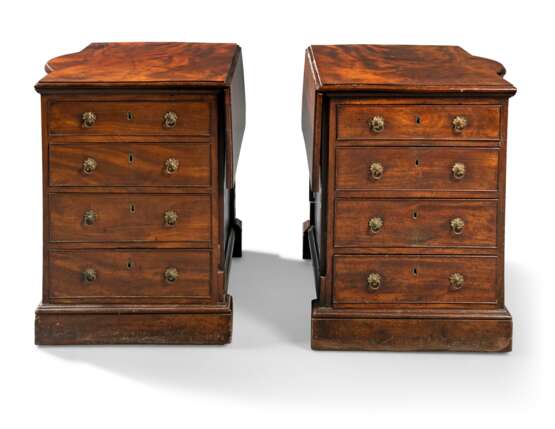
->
1 0 553 427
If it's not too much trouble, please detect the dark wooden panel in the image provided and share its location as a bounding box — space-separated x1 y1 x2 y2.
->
302 49 324 191
49 249 210 302
48 100 211 136
333 255 497 304
336 147 498 191
312 313 512 352
337 105 500 141
334 199 497 248
35 297 233 345
225 48 246 187
49 193 210 243
49 143 210 187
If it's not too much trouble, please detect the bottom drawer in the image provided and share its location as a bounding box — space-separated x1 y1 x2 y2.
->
48 249 211 303
333 255 497 305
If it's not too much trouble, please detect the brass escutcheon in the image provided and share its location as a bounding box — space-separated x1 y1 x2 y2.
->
369 162 384 180
368 217 384 233
452 115 468 133
449 272 464 290
82 157 97 175
367 273 382 290
164 210 178 227
81 111 96 128
82 268 97 283
83 209 97 226
164 267 179 283
450 217 465 234
163 111 178 128
165 158 180 174
452 162 466 180
368 116 385 133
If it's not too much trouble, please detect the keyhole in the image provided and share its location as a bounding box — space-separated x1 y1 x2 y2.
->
128 153 134 164
126 259 134 270
412 211 418 219
412 267 418 276
127 111 134 121
415 159 420 166
129 203 135 213
415 115 421 124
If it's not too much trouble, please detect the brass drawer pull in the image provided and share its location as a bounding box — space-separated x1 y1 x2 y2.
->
368 116 385 133
83 209 97 225
165 158 180 174
163 111 178 128
450 217 465 234
82 268 97 283
82 157 97 175
164 210 178 227
367 273 382 290
369 162 384 180
449 272 464 290
452 162 466 180
81 111 96 128
368 216 384 233
452 115 468 133
164 267 179 283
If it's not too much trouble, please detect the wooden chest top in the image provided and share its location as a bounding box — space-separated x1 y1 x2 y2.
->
36 42 241 88
307 44 515 94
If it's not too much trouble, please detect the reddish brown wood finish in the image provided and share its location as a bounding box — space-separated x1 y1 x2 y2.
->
336 104 500 141
36 43 245 345
48 249 211 303
48 99 211 136
335 147 498 192
302 45 516 351
49 193 211 243
334 199 498 248
49 143 210 187
333 255 497 304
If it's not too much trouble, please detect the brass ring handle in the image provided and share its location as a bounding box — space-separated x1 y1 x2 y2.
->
368 217 384 233
164 210 178 227
82 157 97 175
164 267 179 283
452 162 466 180
165 158 180 174
368 116 385 133
81 111 96 128
449 272 464 290
83 209 97 226
82 268 97 283
163 111 178 128
367 273 382 290
369 162 384 180
450 217 465 234
452 116 468 133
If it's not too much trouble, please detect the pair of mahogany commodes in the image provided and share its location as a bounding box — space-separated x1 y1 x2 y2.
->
35 43 516 351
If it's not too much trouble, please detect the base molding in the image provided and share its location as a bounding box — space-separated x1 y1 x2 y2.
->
311 302 512 352
35 296 233 345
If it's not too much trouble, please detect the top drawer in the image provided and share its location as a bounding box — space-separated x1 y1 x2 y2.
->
48 99 211 137
336 104 500 141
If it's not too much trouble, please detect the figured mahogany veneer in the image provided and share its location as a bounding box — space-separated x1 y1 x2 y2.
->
35 42 245 345
302 44 516 351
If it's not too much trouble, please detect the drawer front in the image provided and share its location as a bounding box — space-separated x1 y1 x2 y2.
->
336 147 498 191
49 193 210 243
333 255 497 304
335 199 497 248
49 143 210 187
48 100 211 136
49 249 210 301
336 105 500 141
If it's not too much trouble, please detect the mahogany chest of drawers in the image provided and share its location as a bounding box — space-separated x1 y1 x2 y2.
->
35 42 245 344
302 45 516 351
